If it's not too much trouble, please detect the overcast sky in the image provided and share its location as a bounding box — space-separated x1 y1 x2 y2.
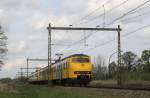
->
0 0 150 78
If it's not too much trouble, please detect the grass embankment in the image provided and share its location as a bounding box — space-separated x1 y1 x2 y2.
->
0 83 150 98
0 84 91 98
90 72 150 87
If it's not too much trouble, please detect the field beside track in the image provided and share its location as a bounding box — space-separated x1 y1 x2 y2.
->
0 83 150 98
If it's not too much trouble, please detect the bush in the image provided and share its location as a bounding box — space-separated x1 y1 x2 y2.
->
141 73 150 81
126 72 150 81
0 78 12 83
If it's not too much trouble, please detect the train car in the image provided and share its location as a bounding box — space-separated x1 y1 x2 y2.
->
29 54 93 86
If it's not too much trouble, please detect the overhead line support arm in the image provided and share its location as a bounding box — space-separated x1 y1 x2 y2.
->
47 27 121 31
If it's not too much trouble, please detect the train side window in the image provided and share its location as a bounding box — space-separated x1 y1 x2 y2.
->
60 64 61 70
66 63 67 69
56 65 58 71
64 63 66 69
59 64 61 70
62 63 64 69
65 62 67 69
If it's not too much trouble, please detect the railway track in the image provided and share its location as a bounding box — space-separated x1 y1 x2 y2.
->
87 85 150 91
62 85 150 91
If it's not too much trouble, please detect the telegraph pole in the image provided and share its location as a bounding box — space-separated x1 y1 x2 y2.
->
117 25 122 85
27 58 29 80
47 24 52 85
20 68 23 80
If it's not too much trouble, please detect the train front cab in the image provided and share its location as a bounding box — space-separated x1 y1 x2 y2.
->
67 55 92 85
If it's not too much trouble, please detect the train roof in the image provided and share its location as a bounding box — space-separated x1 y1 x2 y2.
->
62 54 89 60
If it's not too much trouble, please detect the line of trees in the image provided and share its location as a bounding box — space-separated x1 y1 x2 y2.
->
93 50 150 81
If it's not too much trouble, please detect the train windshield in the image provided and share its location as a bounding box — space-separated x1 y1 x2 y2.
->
72 58 90 63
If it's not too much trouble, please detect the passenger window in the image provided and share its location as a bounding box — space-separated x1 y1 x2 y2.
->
64 63 65 69
65 62 67 68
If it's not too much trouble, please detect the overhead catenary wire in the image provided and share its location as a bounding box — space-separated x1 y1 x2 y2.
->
56 0 130 53
69 0 150 46
107 0 150 26
57 0 130 53
122 9 150 22
71 0 112 26
79 24 150 53
59 24 150 55
128 3 150 15
56 0 150 55
73 0 129 26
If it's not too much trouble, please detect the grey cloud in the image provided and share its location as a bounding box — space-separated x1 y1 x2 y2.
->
61 0 88 15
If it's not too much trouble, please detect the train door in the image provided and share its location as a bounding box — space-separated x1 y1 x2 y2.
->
66 60 69 79
58 63 62 80
60 63 62 80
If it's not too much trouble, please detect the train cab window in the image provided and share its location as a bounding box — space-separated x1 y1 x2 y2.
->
72 58 90 63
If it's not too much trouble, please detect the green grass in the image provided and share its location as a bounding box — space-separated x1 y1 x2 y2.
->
0 85 92 98
0 84 150 98
126 72 150 81
0 92 17 98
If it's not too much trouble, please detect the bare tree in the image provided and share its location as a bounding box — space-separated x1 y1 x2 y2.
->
0 25 7 70
93 55 108 80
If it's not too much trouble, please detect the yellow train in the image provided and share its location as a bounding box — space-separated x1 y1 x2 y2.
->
29 54 93 86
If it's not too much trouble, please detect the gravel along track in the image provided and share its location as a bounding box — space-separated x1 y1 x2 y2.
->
56 86 150 98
